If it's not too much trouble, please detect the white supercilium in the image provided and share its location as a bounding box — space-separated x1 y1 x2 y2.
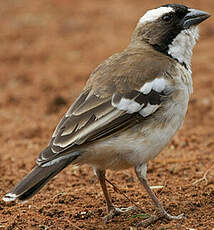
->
139 7 174 24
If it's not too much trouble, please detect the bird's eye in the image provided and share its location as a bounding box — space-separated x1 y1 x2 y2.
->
162 13 173 22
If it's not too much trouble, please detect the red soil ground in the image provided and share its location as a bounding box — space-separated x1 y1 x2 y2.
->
0 0 213 229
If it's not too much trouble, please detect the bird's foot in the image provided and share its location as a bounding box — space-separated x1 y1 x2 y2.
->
104 206 137 223
137 208 184 228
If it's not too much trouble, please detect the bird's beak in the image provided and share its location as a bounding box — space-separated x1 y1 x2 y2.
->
183 9 211 29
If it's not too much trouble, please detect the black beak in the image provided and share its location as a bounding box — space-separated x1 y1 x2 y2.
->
183 9 211 29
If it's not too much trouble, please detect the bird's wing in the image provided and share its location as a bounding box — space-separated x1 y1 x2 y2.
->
37 76 170 165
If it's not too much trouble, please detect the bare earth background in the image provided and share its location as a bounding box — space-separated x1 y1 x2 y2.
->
0 0 214 229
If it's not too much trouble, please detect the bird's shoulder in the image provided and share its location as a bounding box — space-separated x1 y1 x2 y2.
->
85 46 175 97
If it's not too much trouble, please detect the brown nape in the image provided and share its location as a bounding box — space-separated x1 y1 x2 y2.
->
130 20 182 54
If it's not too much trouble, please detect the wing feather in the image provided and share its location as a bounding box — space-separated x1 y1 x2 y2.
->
38 76 170 165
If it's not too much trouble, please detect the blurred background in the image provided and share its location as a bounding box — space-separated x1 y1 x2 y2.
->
0 0 213 229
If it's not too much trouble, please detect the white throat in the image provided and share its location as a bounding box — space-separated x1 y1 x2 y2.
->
168 26 199 71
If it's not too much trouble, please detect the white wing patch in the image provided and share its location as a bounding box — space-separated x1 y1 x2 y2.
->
139 103 159 117
140 78 166 94
112 77 167 116
140 82 153 94
139 7 174 24
112 97 143 114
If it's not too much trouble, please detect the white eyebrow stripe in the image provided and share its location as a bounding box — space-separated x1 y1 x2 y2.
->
139 7 174 24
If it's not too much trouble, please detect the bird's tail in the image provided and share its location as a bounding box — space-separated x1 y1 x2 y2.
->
3 153 79 202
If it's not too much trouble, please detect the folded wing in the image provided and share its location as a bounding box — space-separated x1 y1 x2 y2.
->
37 76 169 165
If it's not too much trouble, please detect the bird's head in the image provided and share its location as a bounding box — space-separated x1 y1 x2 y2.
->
131 4 210 70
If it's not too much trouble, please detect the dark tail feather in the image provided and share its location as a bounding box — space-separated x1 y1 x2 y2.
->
3 153 79 202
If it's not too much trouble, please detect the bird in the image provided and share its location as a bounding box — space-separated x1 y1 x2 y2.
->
3 3 210 227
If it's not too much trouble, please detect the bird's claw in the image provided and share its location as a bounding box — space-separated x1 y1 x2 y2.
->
137 209 184 227
104 206 137 223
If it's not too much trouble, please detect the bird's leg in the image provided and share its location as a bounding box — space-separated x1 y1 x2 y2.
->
95 168 136 223
135 164 184 227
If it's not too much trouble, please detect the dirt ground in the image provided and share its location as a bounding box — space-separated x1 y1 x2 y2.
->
0 0 214 229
